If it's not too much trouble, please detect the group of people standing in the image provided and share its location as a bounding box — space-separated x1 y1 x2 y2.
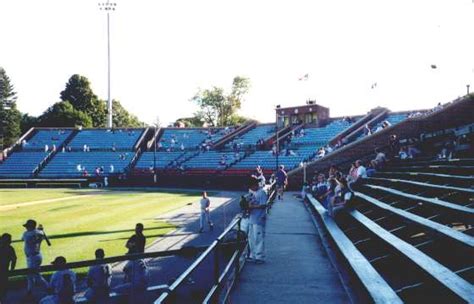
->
0 221 149 303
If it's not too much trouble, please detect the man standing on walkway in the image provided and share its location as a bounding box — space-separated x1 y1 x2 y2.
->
22 219 49 297
275 165 288 200
199 192 214 233
247 177 268 264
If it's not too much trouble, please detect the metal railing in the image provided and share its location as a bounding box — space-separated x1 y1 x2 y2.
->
155 216 246 303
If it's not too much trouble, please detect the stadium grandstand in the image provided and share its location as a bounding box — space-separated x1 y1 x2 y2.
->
1 96 473 304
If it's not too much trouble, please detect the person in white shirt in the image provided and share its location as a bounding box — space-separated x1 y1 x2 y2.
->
84 249 112 303
40 256 76 304
247 177 268 264
355 160 367 181
22 220 49 295
199 192 214 233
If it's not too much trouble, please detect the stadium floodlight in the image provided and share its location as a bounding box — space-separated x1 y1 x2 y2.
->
98 1 117 129
275 105 281 171
467 84 470 95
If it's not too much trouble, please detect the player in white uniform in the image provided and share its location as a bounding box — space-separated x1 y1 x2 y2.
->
21 219 49 295
199 192 214 233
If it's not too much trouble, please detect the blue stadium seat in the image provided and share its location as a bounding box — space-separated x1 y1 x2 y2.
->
0 152 48 178
135 151 192 169
22 129 72 151
39 152 132 177
68 129 143 151
226 124 275 148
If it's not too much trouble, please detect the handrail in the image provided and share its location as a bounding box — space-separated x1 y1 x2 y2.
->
344 109 389 142
155 216 244 303
1 127 36 159
328 109 381 146
8 246 210 277
134 127 150 151
213 121 257 149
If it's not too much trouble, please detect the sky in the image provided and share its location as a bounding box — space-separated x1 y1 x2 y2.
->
0 0 473 126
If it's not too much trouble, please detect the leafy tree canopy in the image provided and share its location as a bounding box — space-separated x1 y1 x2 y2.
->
0 67 21 147
191 76 250 127
38 101 92 128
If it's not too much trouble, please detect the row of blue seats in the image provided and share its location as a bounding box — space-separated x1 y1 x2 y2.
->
292 120 353 145
158 129 215 150
226 124 275 148
0 152 47 178
22 129 71 150
135 151 192 169
39 152 132 177
68 129 143 150
182 151 244 169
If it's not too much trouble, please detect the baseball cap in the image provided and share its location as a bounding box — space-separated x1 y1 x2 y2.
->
23 219 37 228
51 256 67 265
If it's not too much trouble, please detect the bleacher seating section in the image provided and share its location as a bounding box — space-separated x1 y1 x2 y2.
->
292 120 353 145
39 152 132 177
158 129 210 150
69 129 143 150
135 151 193 169
22 129 72 150
0 152 47 178
226 124 275 148
182 151 244 170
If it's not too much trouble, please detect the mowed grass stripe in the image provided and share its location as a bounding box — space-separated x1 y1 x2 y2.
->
0 189 200 269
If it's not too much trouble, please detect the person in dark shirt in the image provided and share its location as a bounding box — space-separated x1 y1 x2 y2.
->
0 233 17 301
126 223 146 254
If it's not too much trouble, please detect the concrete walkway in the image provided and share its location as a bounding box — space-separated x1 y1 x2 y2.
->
230 192 350 304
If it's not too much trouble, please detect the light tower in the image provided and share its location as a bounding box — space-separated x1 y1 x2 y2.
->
99 1 117 128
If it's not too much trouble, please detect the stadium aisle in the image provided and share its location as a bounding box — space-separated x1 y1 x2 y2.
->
230 192 349 304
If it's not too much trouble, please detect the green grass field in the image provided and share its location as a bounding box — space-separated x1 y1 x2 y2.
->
0 188 201 269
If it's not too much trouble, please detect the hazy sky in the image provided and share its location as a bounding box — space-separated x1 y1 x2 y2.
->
1 0 473 125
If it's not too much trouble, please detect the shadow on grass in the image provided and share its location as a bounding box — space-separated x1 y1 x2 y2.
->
12 225 176 243
98 232 195 243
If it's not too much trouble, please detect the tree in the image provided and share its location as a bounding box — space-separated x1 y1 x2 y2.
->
60 74 106 127
191 76 250 127
0 67 21 147
38 101 92 128
174 116 204 128
20 113 38 134
111 100 143 128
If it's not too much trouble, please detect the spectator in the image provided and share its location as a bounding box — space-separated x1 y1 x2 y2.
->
126 223 146 254
45 144 49 152
199 192 214 233
407 145 421 159
84 249 112 303
389 134 400 158
256 167 266 188
364 124 372 136
347 163 358 183
83 144 87 152
114 258 148 302
328 165 338 178
275 165 288 200
40 256 76 304
312 174 328 201
328 177 353 217
109 164 114 174
0 233 17 301
355 160 367 181
247 177 268 264
321 178 337 209
373 148 386 169
399 147 408 160
22 219 49 296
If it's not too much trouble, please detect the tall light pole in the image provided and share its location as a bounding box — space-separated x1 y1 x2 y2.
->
275 105 281 171
99 1 116 129
467 84 470 95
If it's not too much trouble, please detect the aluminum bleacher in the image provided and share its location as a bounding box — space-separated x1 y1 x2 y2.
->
22 129 72 150
182 151 244 170
135 151 193 169
68 129 143 150
0 152 48 178
292 120 353 145
225 124 275 148
39 151 132 177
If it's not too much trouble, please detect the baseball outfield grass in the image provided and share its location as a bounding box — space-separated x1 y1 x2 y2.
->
0 188 201 269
